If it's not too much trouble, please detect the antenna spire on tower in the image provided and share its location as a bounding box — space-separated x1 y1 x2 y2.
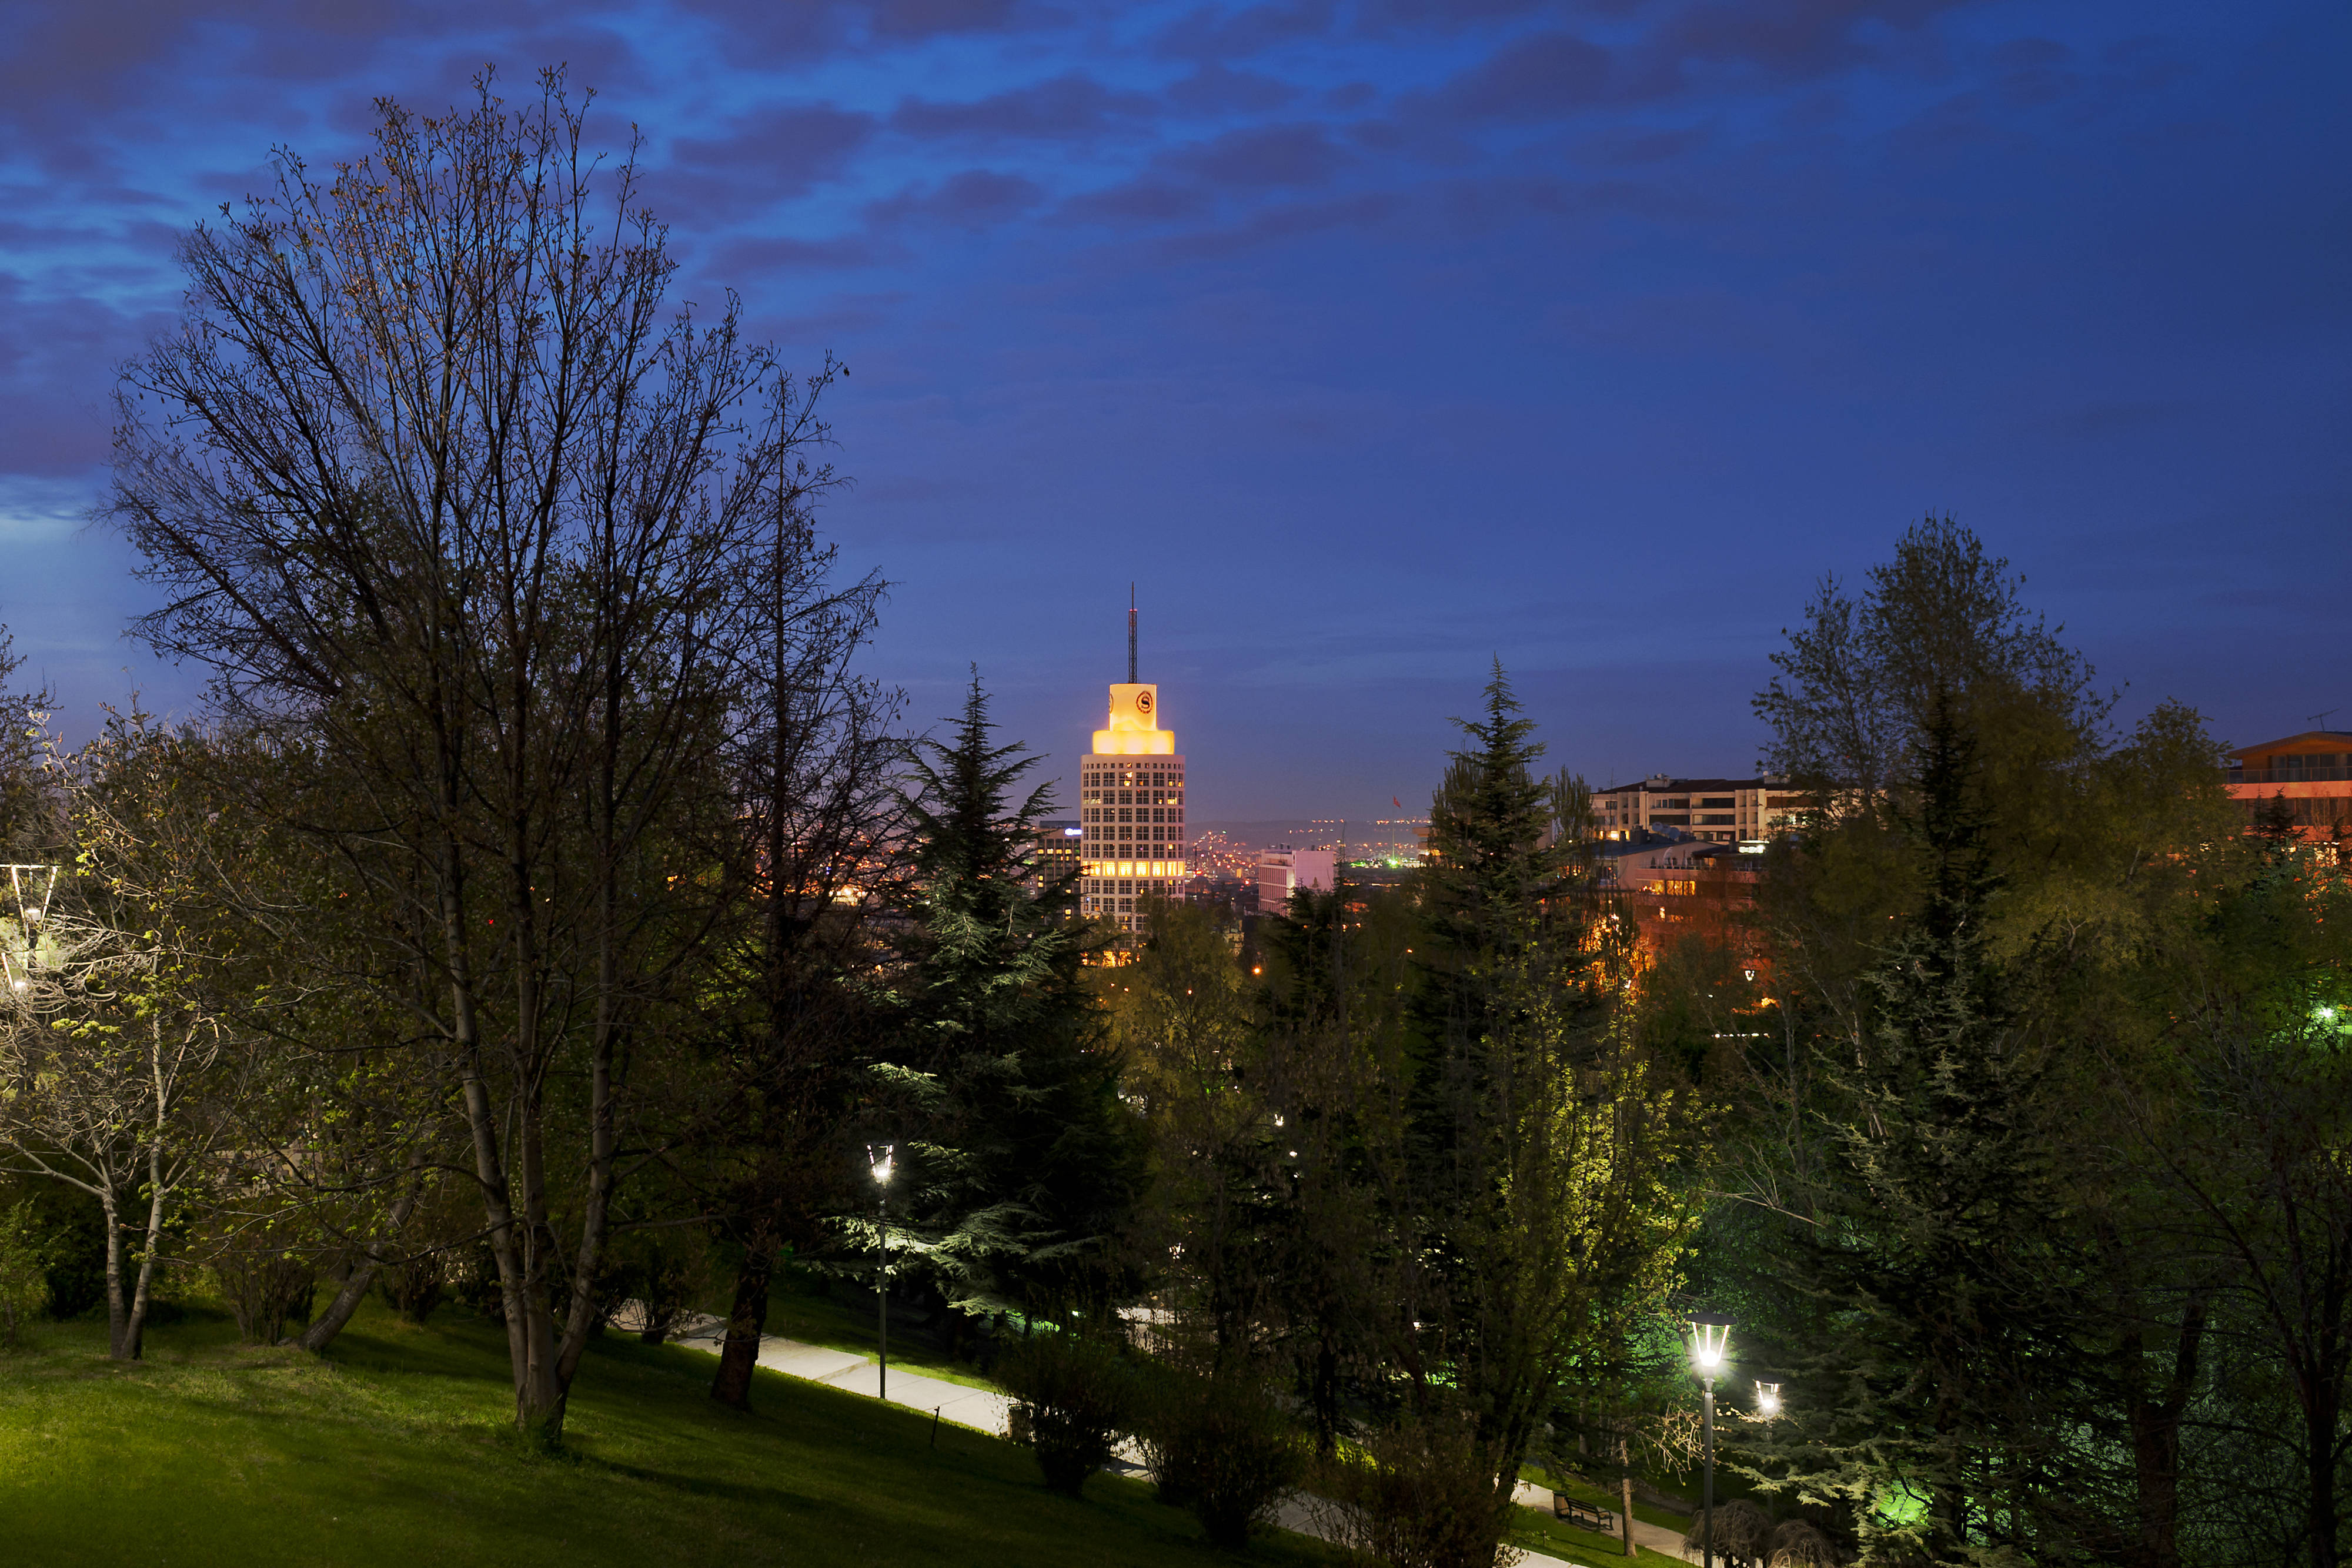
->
1128 584 1137 684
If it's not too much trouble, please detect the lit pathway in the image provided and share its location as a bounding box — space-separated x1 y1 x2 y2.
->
666 1312 1013 1437
658 1312 1669 1566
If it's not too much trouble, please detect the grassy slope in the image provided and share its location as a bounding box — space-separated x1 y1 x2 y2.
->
0 1305 1343 1568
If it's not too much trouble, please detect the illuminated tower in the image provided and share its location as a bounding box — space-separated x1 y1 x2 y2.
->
1077 599 1187 933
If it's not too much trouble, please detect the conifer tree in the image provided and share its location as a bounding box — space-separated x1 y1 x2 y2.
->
881 675 1141 1323
1760 691 2076 1564
1390 663 1689 1559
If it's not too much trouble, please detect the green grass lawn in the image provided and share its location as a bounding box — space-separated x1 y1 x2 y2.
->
747 1268 998 1393
0 1302 1347 1568
1505 1502 1688 1565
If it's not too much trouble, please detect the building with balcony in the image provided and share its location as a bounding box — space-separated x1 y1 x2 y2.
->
1592 776 1805 846
2226 730 2352 841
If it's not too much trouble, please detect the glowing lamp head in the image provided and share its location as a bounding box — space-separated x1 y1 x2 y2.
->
1755 1381 1782 1416
1689 1312 1733 1372
867 1142 895 1187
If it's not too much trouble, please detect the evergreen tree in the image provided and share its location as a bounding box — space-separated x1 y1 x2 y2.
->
881 675 1141 1323
1392 663 1691 1561
1760 691 2076 1566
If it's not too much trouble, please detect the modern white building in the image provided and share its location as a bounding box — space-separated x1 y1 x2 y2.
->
1078 681 1187 932
1592 775 1806 847
1255 847 1335 913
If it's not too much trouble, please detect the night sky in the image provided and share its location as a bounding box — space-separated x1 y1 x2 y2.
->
2 0 2345 821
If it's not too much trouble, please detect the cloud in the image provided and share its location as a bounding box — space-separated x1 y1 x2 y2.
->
1154 190 1401 259
707 233 880 275
660 103 879 220
863 0 1031 38
1164 63 1303 115
1060 178 1215 225
892 74 1157 139
1426 31 1612 122
1638 0 1982 86
1169 122 1351 187
1156 1 1337 62
1354 0 1556 31
866 169 1048 229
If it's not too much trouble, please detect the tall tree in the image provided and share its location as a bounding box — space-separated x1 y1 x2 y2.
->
880 676 1140 1323
104 71 843 1439
706 524 900 1410
1396 663 1693 1560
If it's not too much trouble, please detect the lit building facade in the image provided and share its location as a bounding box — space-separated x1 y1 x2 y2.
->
1029 820 1084 895
1592 775 1805 847
2226 730 2352 842
1078 682 1187 931
1255 847 1335 913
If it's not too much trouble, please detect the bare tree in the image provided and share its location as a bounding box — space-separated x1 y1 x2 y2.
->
0 723 252 1359
105 70 850 1439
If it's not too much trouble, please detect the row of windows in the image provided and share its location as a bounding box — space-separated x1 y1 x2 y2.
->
1083 771 1183 788
1087 806 1184 824
1083 788 1183 807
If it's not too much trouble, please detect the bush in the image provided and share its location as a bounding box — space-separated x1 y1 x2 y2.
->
1308 1409 1515 1568
378 1251 447 1325
1767 1519 1842 1567
0 1201 56 1347
196 1201 320 1345
1137 1362 1306 1550
992 1329 1140 1498
1683 1498 1775 1568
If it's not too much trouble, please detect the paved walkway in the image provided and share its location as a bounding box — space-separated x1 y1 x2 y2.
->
660 1312 1688 1567
667 1312 1013 1437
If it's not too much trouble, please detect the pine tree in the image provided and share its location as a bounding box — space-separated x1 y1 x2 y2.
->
1388 663 1686 1563
1764 691 2076 1565
882 675 1141 1323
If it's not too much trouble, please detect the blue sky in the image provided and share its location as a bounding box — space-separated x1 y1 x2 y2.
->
1 0 2346 818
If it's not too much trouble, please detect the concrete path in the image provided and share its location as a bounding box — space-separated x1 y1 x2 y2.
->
659 1311 1679 1566
1508 1478 1697 1560
667 1312 1011 1436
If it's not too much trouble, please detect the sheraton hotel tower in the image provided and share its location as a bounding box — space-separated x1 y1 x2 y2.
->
1077 653 1188 932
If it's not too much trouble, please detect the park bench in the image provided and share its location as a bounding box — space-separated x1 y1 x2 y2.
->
1551 1493 1616 1533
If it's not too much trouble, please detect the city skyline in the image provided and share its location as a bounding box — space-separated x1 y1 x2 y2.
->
2 1 2344 821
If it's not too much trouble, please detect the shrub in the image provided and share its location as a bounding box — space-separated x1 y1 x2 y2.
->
199 1205 320 1345
0 1202 56 1347
992 1329 1139 1498
379 1251 447 1325
1308 1409 1516 1568
1683 1497 1775 1568
1138 1362 1306 1550
1767 1518 1842 1567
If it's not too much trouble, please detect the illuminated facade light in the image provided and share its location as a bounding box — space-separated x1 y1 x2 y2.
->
1077 610 1188 935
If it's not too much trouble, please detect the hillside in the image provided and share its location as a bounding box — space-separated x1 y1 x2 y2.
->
0 1304 1348 1568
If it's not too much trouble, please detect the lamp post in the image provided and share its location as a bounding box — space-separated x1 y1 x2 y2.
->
868 1143 894 1402
1689 1313 1733 1568
1755 1381 1781 1419
1 864 59 999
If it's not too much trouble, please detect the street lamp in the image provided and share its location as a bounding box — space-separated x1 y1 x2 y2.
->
1755 1381 1781 1418
2 865 59 998
868 1143 894 1402
1689 1313 1733 1568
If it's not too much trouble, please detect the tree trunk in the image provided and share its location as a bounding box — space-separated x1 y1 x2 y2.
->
2304 1356 2341 1568
1621 1439 1636 1558
295 1164 427 1352
2124 1296 2205 1568
120 1142 169 1362
100 1188 129 1359
711 1243 773 1410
